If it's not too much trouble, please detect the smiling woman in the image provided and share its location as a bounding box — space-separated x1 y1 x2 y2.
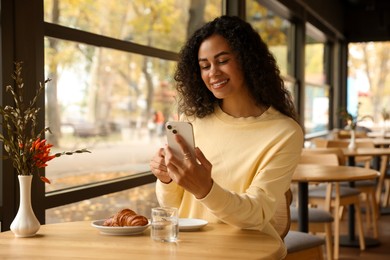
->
149 15 303 259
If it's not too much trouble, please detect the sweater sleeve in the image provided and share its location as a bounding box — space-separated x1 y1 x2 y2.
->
155 179 185 208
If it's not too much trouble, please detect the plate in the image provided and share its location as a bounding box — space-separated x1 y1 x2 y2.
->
178 218 208 231
91 219 150 236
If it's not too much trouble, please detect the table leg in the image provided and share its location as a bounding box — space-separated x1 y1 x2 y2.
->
298 182 308 233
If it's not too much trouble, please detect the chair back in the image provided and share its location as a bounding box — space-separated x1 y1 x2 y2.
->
311 138 329 148
272 189 292 239
356 140 375 148
333 129 367 139
325 140 349 148
301 148 345 165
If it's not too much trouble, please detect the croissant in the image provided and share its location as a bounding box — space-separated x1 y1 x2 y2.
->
103 208 148 227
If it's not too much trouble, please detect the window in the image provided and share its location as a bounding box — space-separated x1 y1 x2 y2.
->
305 29 326 85
304 83 329 134
246 0 292 77
304 23 329 135
246 0 298 111
347 41 390 131
44 39 177 192
43 0 222 223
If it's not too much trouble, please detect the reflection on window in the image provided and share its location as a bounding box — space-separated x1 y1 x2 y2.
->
46 183 158 223
246 0 291 76
304 83 329 134
44 38 177 192
44 0 222 53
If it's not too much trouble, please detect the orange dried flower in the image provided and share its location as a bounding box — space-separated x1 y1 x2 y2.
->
30 138 56 168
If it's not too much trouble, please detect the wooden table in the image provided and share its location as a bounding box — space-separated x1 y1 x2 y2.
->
292 164 379 246
326 138 390 148
352 138 390 148
0 221 285 259
340 147 390 177
367 132 390 139
342 147 390 166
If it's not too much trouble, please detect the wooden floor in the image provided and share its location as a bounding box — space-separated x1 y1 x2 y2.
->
326 208 390 259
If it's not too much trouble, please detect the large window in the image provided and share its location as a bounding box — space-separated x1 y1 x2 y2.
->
43 0 222 223
44 40 177 192
246 0 292 77
304 23 329 135
347 42 390 131
245 0 297 109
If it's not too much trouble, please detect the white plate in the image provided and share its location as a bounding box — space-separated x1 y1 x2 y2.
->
178 218 208 231
91 219 150 236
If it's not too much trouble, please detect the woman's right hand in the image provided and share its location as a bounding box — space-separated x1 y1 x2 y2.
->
149 148 172 184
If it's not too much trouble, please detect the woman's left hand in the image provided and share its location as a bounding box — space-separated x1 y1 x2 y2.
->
164 134 213 199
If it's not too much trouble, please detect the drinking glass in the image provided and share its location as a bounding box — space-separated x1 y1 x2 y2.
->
151 207 179 242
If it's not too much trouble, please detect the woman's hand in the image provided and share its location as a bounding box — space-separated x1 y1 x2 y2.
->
149 148 172 184
164 134 213 199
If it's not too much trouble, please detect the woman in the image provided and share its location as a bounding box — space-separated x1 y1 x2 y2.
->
149 15 303 257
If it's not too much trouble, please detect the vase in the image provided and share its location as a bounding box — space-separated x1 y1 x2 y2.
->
10 175 41 237
348 130 356 149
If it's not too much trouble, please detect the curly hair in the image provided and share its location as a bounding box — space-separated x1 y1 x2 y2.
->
174 15 298 122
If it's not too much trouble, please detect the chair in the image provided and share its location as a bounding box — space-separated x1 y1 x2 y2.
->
377 155 390 207
289 207 333 260
273 189 293 239
301 150 366 259
345 141 380 238
317 139 372 167
284 231 326 260
314 140 379 238
272 189 326 260
290 150 338 260
333 129 367 140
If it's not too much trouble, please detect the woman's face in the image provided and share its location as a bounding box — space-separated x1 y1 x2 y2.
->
198 34 246 100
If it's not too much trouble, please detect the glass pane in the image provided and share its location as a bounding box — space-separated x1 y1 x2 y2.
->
46 183 158 223
284 79 296 104
44 38 177 192
44 0 222 53
305 24 326 85
305 42 325 84
348 42 390 131
304 83 330 134
246 0 291 76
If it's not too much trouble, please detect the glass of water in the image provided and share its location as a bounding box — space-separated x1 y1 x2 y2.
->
151 207 179 242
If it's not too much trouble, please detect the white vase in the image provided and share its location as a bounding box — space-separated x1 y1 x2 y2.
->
348 130 356 149
10 175 41 237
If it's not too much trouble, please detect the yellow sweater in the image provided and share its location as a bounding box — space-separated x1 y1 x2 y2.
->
156 106 303 258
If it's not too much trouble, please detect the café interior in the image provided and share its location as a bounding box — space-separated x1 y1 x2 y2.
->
1 0 390 259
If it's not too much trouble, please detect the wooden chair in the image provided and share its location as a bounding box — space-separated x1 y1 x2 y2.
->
314 140 379 238
272 189 325 260
345 141 379 237
377 155 390 207
273 189 293 239
290 149 338 260
333 129 367 139
301 150 366 259
317 139 372 167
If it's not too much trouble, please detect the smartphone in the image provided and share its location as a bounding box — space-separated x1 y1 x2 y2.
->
165 121 195 160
